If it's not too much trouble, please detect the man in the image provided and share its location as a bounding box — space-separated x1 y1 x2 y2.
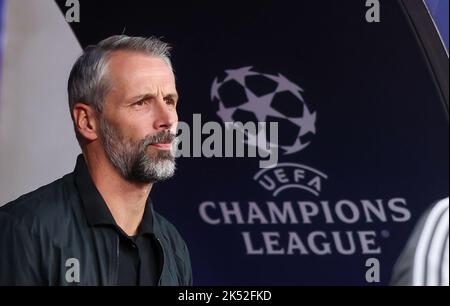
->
0 35 192 286
391 197 449 286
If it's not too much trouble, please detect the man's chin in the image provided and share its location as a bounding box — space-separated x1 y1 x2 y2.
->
128 160 176 184
146 149 175 163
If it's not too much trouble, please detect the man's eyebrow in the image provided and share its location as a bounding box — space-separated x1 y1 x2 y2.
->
129 93 155 101
129 93 179 101
164 93 179 100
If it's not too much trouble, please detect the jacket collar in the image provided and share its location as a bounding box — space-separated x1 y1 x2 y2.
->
73 154 154 235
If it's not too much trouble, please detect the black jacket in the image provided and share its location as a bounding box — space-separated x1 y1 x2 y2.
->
0 155 192 286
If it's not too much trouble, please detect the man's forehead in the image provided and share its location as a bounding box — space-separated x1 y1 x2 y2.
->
107 51 174 81
106 51 176 94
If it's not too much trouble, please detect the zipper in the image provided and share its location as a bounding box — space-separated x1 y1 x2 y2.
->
114 235 120 285
154 235 165 286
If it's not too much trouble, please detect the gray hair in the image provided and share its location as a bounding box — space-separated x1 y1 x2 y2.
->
68 35 173 115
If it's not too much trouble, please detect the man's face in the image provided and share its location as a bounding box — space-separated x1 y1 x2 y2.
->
98 51 179 183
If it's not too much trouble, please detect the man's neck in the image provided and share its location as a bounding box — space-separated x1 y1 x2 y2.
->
83 151 153 236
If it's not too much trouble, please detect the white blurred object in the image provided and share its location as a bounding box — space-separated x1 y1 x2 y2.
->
0 0 82 205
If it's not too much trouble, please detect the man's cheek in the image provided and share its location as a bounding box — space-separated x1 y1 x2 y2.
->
171 121 179 135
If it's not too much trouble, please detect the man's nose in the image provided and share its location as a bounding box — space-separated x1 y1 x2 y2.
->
152 99 177 132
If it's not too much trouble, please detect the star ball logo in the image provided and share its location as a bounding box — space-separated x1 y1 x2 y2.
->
211 66 316 155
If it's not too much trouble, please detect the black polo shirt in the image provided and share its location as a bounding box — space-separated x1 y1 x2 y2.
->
74 155 162 286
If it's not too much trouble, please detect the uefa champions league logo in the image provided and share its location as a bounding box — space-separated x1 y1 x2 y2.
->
202 66 410 266
211 66 317 155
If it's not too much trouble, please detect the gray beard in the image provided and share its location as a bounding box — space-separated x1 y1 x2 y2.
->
99 117 177 183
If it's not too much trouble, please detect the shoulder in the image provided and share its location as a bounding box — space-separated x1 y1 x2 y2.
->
0 173 76 230
391 197 449 286
409 198 449 286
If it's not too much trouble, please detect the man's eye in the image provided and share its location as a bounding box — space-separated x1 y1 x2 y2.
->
165 98 176 106
133 100 146 107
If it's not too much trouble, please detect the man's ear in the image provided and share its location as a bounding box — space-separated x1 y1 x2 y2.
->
72 103 99 141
